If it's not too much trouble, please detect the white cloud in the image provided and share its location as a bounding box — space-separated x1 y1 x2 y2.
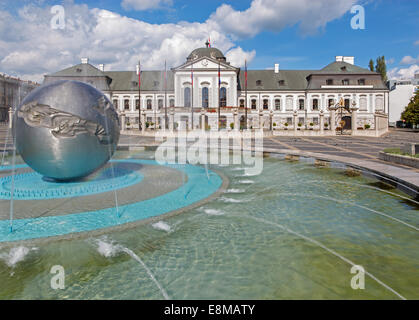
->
386 58 394 65
0 0 360 82
209 0 357 38
225 47 256 67
414 40 419 45
400 55 419 65
388 64 419 80
121 0 173 11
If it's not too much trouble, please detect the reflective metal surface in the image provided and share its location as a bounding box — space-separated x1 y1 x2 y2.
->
13 80 120 180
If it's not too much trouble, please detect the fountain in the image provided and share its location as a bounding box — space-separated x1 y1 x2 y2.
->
0 80 223 243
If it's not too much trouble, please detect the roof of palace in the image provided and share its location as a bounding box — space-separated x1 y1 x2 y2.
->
44 47 387 92
105 71 174 91
237 70 315 91
314 61 376 74
48 63 108 77
187 47 225 61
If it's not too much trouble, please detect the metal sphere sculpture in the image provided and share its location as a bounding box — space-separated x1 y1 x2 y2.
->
13 80 120 181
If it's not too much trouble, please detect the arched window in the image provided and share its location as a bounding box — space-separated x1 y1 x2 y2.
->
184 87 191 107
220 87 227 107
375 95 384 111
202 87 209 108
312 98 319 110
359 95 367 111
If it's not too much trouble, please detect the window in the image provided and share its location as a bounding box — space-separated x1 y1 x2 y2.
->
344 98 350 108
256 80 262 86
298 99 304 110
147 99 152 110
298 117 305 125
358 78 365 85
375 95 384 111
275 99 281 110
312 98 319 110
184 87 191 107
342 79 349 85
158 99 163 109
326 79 333 85
286 117 293 125
340 66 347 71
278 80 285 86
251 99 256 110
263 99 269 110
359 96 367 111
220 87 227 107
239 99 245 107
286 96 293 111
313 117 319 125
153 81 159 87
169 99 175 107
135 99 140 110
328 98 334 107
113 99 118 108
202 87 209 108
124 99 130 110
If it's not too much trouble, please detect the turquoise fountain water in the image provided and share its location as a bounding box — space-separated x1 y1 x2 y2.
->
0 150 417 300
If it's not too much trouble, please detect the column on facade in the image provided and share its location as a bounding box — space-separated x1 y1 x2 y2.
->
259 110 264 130
351 107 358 135
329 107 336 132
269 110 273 131
201 110 206 132
234 109 239 131
170 108 175 132
120 112 126 131
141 111 146 133
8 108 13 129
319 110 324 134
293 111 298 133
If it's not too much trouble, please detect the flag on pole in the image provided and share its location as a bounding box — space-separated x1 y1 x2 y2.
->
208 37 211 48
138 62 141 88
164 60 167 89
218 61 221 86
191 63 193 87
245 60 247 89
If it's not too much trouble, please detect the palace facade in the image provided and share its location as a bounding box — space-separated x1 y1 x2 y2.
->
44 45 389 135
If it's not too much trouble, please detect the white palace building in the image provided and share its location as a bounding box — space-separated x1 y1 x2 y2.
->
44 43 389 136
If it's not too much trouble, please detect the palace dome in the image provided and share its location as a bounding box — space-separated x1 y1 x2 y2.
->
187 47 226 62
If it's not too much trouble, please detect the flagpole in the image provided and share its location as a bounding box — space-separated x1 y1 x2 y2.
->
191 62 194 130
245 59 248 130
138 59 141 132
164 60 167 130
218 60 221 131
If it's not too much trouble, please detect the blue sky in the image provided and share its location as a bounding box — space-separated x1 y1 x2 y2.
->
0 0 418 81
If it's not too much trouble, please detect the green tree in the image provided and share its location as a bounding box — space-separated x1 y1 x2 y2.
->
401 88 419 126
375 56 387 82
368 59 374 72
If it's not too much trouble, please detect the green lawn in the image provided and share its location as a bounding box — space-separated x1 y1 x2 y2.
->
383 148 419 158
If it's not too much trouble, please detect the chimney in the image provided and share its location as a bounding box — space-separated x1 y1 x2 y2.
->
343 56 354 65
274 63 279 73
98 64 105 72
335 56 354 65
81 57 89 64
